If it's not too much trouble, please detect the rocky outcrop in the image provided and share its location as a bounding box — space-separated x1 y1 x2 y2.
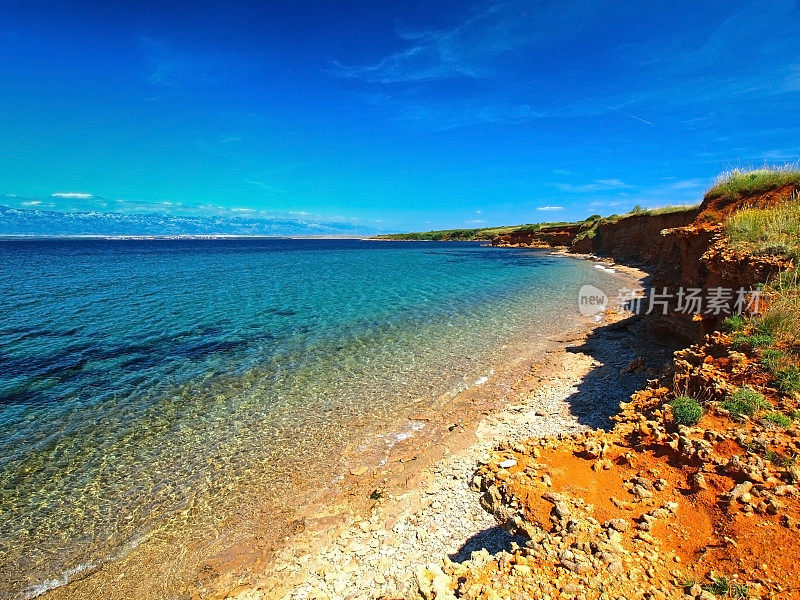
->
420 330 800 599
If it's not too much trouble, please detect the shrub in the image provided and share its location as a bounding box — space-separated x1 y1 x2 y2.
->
671 396 703 425
775 365 800 393
724 315 747 332
764 412 793 427
722 386 770 418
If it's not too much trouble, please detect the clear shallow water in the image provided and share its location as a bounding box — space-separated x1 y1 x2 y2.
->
0 239 623 598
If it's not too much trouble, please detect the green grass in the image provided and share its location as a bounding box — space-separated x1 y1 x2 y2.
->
709 166 800 203
764 412 793 428
731 331 774 349
764 448 794 468
372 225 521 241
671 396 703 425
373 221 576 241
760 348 785 371
722 386 770 418
775 365 800 393
703 574 749 598
725 195 800 260
573 204 698 244
380 204 697 244
724 315 747 332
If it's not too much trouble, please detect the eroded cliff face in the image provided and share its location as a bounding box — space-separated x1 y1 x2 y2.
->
491 224 582 248
568 209 698 262
492 189 797 341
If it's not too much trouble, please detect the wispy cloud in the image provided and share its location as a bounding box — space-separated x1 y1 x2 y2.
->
394 99 544 131
52 192 93 199
537 205 563 211
140 36 252 87
553 179 631 193
21 200 41 206
331 1 598 83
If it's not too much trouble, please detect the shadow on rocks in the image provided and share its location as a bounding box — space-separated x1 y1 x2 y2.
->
447 525 527 563
562 314 680 430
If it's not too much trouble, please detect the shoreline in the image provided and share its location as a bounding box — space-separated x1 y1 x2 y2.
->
219 262 662 599
36 251 648 600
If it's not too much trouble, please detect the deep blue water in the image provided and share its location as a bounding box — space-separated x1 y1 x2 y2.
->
0 238 623 597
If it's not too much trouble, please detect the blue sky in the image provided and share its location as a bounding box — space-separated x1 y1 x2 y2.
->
2 0 800 233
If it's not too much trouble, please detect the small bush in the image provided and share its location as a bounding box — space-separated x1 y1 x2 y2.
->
671 396 703 425
790 409 800 420
775 365 800 393
724 315 747 332
722 386 770 418
764 412 793 427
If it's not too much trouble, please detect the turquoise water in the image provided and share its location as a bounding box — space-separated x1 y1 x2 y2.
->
0 239 623 598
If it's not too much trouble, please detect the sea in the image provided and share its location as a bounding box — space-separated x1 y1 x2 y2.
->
0 238 626 598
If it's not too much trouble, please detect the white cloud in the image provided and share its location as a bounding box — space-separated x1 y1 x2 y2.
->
537 205 564 211
21 200 41 206
52 192 93 199
465 219 487 224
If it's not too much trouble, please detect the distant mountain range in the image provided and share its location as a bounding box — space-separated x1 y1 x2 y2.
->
0 205 373 237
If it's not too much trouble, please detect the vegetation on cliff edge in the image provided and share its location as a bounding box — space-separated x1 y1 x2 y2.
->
708 166 800 203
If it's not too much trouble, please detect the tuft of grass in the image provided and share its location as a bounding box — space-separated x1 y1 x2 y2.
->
790 409 800 420
703 574 749 598
775 365 800 393
764 448 794 468
704 575 732 595
731 331 774 350
722 386 770 418
764 412 793 428
724 315 747 332
681 577 699 590
671 396 703 426
710 166 800 203
760 348 785 371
